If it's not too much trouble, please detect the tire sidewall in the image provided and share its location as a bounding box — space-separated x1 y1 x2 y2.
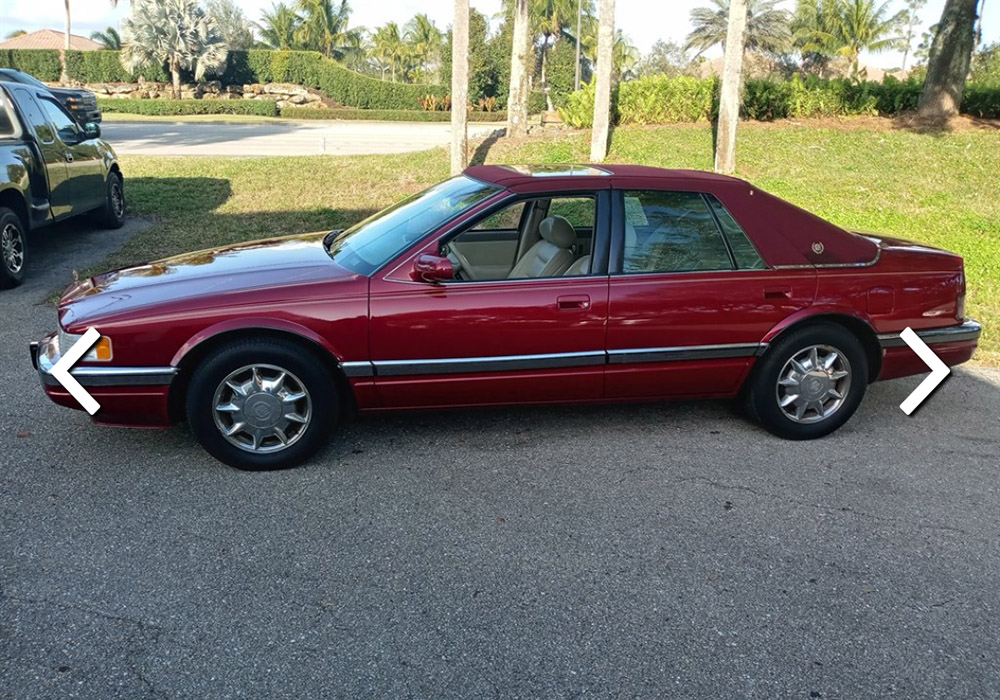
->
748 323 869 440
105 171 126 228
0 208 26 288
186 340 338 470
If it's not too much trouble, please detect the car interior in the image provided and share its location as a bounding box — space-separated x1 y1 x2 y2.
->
443 195 596 280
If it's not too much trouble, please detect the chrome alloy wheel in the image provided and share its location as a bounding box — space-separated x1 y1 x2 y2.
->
1 223 24 274
110 178 124 218
212 364 312 453
775 344 852 424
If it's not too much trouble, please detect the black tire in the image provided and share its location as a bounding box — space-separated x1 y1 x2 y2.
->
185 338 339 470
91 170 125 229
0 207 27 289
744 322 868 440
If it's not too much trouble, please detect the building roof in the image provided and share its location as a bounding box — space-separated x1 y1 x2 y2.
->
0 29 104 51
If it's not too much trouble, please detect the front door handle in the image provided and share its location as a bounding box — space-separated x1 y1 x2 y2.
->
65 152 74 162
557 294 591 310
764 287 791 300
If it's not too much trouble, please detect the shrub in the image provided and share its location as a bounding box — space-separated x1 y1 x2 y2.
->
961 84 1000 118
618 75 715 124
280 107 508 122
557 82 597 127
742 79 792 120
528 90 548 114
0 49 61 81
98 98 279 117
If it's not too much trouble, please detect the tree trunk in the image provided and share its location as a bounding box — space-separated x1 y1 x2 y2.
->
589 0 615 163
506 0 531 138
574 0 582 90
60 0 71 83
714 0 747 175
541 35 554 112
171 58 182 100
450 0 469 176
918 0 978 119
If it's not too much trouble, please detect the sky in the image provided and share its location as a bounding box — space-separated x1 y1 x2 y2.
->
0 0 997 70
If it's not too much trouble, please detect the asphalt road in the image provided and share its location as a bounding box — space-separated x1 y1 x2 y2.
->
101 120 502 156
3 219 1000 699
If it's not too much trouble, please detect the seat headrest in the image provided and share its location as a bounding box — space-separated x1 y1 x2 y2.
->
539 216 576 249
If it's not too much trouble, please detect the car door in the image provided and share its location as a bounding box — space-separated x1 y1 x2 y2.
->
605 188 817 399
36 95 105 212
368 190 612 409
8 87 73 219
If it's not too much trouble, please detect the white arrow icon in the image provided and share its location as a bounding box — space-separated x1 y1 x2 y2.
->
52 327 102 416
899 327 950 415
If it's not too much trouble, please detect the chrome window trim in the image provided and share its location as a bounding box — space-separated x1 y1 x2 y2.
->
877 320 982 348
772 247 882 270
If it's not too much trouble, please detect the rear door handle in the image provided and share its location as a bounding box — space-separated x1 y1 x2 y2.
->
764 287 791 300
557 294 591 310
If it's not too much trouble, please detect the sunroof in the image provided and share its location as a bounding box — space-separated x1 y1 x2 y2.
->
500 164 611 177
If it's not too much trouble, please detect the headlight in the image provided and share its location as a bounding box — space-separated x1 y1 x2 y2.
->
57 328 113 361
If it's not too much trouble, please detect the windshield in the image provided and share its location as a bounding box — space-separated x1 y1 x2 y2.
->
326 175 500 275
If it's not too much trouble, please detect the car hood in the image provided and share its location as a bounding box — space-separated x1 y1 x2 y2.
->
60 232 359 327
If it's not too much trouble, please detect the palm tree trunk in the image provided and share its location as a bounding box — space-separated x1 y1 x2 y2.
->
589 0 615 163
714 0 747 174
170 57 182 100
541 33 553 112
507 0 531 138
60 0 71 83
918 0 978 119
450 0 469 175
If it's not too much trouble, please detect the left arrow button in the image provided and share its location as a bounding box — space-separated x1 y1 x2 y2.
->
52 327 102 415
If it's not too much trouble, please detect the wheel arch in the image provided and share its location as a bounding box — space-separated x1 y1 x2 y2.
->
0 187 29 231
760 311 882 383
168 324 357 423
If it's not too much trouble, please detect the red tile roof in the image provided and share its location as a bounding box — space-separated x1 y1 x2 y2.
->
0 29 104 51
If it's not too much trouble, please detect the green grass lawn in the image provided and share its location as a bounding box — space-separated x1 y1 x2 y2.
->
111 120 1000 364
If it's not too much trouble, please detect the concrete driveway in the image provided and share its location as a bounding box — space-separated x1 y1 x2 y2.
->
2 220 1000 699
101 120 502 156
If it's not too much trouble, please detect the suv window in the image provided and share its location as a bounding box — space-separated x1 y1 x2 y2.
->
0 93 15 137
38 97 79 143
10 88 53 143
706 195 766 270
621 191 733 274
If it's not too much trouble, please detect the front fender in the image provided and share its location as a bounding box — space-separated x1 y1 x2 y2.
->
170 317 347 368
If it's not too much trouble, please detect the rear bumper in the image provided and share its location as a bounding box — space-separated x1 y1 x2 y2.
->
31 332 175 427
877 320 982 381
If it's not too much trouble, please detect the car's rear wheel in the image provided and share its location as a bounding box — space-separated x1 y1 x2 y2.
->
0 207 27 289
91 170 125 229
186 338 339 470
745 323 868 440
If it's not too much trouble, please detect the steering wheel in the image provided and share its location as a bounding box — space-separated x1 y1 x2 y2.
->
445 243 478 281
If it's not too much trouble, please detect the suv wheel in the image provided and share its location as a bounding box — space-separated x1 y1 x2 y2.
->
0 207 27 289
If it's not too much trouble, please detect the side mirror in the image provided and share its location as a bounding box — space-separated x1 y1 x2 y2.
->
83 122 100 140
410 253 454 283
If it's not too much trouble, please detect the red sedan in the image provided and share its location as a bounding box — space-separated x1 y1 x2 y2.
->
31 164 981 470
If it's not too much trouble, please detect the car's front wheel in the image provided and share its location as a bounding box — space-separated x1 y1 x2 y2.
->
186 338 339 470
0 207 27 289
745 323 868 440
91 170 125 229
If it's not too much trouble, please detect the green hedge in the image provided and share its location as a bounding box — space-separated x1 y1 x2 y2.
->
98 97 279 117
222 50 447 110
280 107 508 122
0 49 168 82
0 49 62 81
560 74 1000 125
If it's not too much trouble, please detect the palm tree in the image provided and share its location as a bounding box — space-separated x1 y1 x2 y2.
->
91 27 123 50
404 13 443 81
834 0 906 75
590 0 614 162
918 0 979 119
372 23 406 82
295 0 363 61
121 0 229 99
716 0 748 174
686 0 791 56
451 0 470 175
507 0 532 136
257 3 301 50
581 25 639 80
532 0 580 108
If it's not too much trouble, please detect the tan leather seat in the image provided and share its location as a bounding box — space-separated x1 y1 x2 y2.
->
508 216 576 279
563 255 591 276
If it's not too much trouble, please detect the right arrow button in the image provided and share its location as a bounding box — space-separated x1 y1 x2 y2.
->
899 327 950 415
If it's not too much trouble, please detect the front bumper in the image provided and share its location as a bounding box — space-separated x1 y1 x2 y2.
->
31 332 177 427
877 320 982 381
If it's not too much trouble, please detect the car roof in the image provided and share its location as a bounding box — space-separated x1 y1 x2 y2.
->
465 163 747 188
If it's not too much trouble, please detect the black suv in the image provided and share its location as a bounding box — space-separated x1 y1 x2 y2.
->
0 69 101 124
